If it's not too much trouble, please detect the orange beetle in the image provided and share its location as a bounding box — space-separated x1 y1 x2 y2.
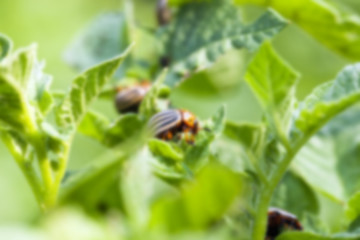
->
148 109 199 143
266 208 303 240
114 81 151 113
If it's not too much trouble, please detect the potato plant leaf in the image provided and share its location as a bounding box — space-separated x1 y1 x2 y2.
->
139 69 168 119
160 0 287 86
120 148 172 230
78 111 144 147
28 60 53 118
224 121 265 155
245 42 299 138
55 46 132 135
235 0 360 60
0 43 55 161
77 111 110 143
0 45 38 132
148 139 183 162
292 136 345 202
149 164 242 232
0 33 12 61
168 0 207 6
293 64 360 143
347 192 360 222
271 171 320 220
149 106 225 181
64 12 131 78
59 150 127 206
184 106 225 170
277 231 360 240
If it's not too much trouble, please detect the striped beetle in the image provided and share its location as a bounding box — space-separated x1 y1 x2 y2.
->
266 207 303 240
148 109 199 143
114 81 151 114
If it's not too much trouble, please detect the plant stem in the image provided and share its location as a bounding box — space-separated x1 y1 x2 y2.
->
248 151 268 185
28 130 56 210
52 143 71 204
0 133 43 206
31 132 53 188
251 137 307 240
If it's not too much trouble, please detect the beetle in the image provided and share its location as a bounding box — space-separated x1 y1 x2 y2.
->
114 81 151 114
148 109 199 143
266 207 303 240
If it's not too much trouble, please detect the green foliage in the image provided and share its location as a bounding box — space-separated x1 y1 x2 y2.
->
149 106 226 182
3 0 360 240
139 70 168 119
224 121 265 154
235 0 360 60
271 171 319 220
227 42 360 239
245 42 299 137
149 164 242 232
160 0 287 86
293 64 360 144
55 49 131 135
347 192 360 222
64 12 131 78
0 34 131 210
277 231 360 240
0 33 12 61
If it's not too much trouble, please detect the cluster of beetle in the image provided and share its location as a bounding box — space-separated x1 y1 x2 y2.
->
113 1 304 238
114 81 303 239
114 81 199 144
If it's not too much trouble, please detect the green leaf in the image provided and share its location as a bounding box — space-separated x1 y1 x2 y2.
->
121 148 176 230
277 231 360 240
320 105 360 136
168 0 207 6
28 60 53 117
139 70 168 119
56 46 132 134
103 114 144 147
0 129 31 162
318 106 360 198
346 192 360 222
148 139 183 162
331 125 360 199
184 106 226 170
150 106 226 182
149 164 242 232
211 137 250 173
245 42 299 136
78 111 144 147
207 104 226 136
235 0 360 60
224 121 265 154
161 1 287 86
290 106 360 207
292 136 345 202
0 45 38 132
293 64 360 142
64 12 131 78
59 150 126 206
271 171 319 220
77 111 110 143
0 33 12 61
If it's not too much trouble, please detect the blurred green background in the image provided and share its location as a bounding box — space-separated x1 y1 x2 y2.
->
0 0 357 226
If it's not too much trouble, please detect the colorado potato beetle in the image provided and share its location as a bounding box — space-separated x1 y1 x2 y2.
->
148 109 199 143
266 208 303 240
114 81 151 114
